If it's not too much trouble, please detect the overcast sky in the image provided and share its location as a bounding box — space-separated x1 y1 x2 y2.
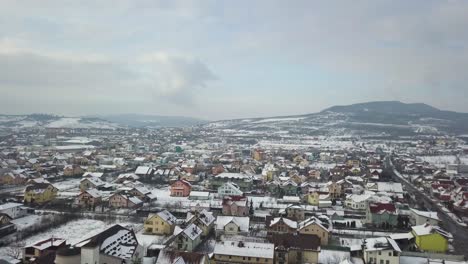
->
1 1 468 120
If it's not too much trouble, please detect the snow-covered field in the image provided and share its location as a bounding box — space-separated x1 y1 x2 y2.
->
0 219 111 257
53 178 81 191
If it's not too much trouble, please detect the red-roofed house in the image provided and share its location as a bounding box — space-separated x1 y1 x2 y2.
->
366 203 398 227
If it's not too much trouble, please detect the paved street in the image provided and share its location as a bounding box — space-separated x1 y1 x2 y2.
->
385 157 468 257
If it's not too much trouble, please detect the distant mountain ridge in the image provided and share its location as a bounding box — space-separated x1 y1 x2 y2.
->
208 101 468 136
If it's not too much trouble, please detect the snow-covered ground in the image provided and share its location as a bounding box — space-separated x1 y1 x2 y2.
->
10 215 48 231
319 249 351 264
0 219 110 257
53 178 81 191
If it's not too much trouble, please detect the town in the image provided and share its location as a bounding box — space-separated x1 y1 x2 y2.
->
1 118 468 264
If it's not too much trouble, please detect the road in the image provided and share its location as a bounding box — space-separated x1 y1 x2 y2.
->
384 156 468 257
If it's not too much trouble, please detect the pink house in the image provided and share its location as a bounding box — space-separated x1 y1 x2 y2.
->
108 193 143 208
170 180 192 197
222 196 249 216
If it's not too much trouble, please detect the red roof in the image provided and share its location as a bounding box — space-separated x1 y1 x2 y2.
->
369 203 396 214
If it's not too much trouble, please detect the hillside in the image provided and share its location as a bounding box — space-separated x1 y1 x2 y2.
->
208 101 468 136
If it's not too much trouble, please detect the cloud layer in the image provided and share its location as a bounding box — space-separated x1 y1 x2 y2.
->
0 1 468 119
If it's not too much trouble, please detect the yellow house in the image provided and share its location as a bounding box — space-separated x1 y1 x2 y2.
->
144 210 177 235
305 191 320 205
24 183 58 204
411 224 450 253
298 217 330 245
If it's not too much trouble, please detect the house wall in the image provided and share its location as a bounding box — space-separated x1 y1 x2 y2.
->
224 222 240 235
364 249 400 264
414 232 448 253
0 205 26 219
144 215 174 235
80 247 99 264
55 255 80 264
298 223 329 245
213 254 273 264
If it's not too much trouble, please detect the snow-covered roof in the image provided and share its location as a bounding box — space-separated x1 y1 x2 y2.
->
376 182 403 193
27 238 66 250
213 240 274 259
270 217 298 229
83 172 104 178
135 166 151 175
298 216 328 231
153 210 177 225
409 208 440 221
215 172 252 180
0 202 23 211
84 188 102 198
411 224 452 238
216 216 250 232
181 223 202 240
189 191 210 197
364 237 401 252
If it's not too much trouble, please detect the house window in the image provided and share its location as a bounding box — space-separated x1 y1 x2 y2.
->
378 252 381 255
380 260 384 264
386 261 390 264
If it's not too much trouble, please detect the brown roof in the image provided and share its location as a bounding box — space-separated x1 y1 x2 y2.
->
268 233 320 251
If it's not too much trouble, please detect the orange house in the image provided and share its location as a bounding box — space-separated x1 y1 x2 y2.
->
170 180 192 197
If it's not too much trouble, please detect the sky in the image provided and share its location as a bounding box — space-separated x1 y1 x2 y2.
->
1 0 468 120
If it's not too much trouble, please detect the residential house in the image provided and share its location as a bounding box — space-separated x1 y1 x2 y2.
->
267 217 297 235
155 249 209 264
108 193 143 209
0 202 27 219
411 224 451 253
366 203 398 228
171 223 203 252
0 213 16 237
218 182 243 198
283 205 305 221
186 209 215 237
328 181 343 199
222 196 249 216
298 217 330 245
65 224 143 264
363 237 401 264
269 233 321 264
215 216 250 236
24 183 58 204
79 177 106 191
281 180 299 196
213 240 274 264
144 210 177 235
409 208 440 226
77 189 102 207
170 179 192 197
63 164 84 177
129 186 152 202
345 193 372 210
23 238 67 263
211 173 253 191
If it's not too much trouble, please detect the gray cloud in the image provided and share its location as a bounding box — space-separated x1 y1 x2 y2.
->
0 44 216 114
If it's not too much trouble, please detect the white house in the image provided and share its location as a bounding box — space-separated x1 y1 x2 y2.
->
409 208 440 226
217 182 243 198
215 216 250 236
0 203 27 219
363 237 401 264
345 193 373 210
